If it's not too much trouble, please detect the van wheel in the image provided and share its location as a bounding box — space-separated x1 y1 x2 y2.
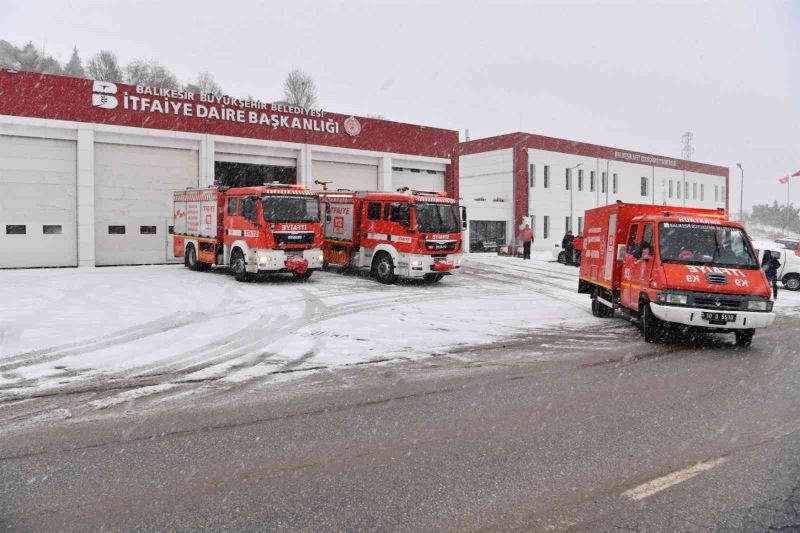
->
783 274 800 291
641 302 662 343
230 249 250 282
735 329 755 347
372 252 397 284
557 251 566 264
185 245 199 271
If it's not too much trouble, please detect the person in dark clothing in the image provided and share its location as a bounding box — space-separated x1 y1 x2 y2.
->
762 250 781 299
561 230 574 265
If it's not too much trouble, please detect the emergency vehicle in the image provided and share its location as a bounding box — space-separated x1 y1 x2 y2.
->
578 202 775 346
319 189 466 283
173 184 324 281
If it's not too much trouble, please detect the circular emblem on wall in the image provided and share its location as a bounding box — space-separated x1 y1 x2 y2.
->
344 116 362 137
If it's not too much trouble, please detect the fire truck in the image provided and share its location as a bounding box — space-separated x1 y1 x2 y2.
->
173 184 324 281
578 202 775 346
319 189 466 283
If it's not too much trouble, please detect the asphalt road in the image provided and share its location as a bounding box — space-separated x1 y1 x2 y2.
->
1 313 799 532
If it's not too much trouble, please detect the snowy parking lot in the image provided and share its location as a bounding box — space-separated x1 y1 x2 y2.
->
2 254 799 432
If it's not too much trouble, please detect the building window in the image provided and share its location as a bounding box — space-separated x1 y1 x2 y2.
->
677 181 682 199
669 180 673 198
227 197 237 216
693 183 697 200
700 184 705 201
530 215 536 236
577 169 584 191
590 171 595 192
108 225 125 234
529 164 536 188
565 169 571 190
722 186 726 201
714 185 719 202
641 177 648 197
6 225 26 235
613 173 618 194
543 215 550 239
578 216 583 234
543 165 550 188
367 202 381 220
601 172 607 193
565 216 571 233
140 225 157 235
169 225 174 235
43 225 62 234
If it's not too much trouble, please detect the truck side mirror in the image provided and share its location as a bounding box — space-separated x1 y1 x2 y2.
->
243 197 258 222
460 206 468 230
641 247 651 261
324 203 331 223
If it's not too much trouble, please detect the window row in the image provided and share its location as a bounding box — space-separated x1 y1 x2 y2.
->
529 164 618 194
107 225 164 235
527 214 587 240
5 225 63 235
665 180 724 202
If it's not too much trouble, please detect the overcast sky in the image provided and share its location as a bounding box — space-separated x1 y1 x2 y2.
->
2 0 797 210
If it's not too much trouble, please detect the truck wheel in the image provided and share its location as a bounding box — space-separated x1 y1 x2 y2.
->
423 274 444 283
641 302 662 343
185 245 199 271
292 271 313 282
372 252 397 284
735 329 755 347
230 249 250 282
783 274 800 291
591 297 611 318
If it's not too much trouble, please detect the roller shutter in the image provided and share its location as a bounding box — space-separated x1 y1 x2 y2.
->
312 161 378 191
392 168 445 193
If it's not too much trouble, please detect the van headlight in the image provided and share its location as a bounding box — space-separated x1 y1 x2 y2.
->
747 300 772 312
656 292 687 305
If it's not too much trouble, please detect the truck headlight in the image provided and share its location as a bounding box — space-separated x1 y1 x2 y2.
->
656 292 687 305
317 254 324 262
747 300 772 312
258 256 268 265
411 259 423 267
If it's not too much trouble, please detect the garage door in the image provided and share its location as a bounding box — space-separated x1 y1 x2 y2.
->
94 144 198 266
393 168 445 193
312 161 378 192
0 135 77 268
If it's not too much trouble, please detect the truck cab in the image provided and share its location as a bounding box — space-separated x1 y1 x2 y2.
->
579 203 775 346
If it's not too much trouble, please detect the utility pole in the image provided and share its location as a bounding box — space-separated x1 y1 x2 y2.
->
736 163 744 221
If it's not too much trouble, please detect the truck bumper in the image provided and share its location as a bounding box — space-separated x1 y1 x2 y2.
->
649 302 775 330
395 253 463 278
248 248 324 273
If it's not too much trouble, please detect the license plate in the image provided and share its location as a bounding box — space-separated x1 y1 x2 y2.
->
701 312 736 323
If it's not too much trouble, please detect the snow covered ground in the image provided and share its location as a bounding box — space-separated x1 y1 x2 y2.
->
0 254 597 401
2 254 798 432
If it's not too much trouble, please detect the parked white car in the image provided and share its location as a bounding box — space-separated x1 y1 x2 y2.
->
752 240 800 291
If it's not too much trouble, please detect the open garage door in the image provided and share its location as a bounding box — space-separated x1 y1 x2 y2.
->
94 144 198 266
0 136 77 268
312 161 378 192
215 152 297 187
393 168 445 193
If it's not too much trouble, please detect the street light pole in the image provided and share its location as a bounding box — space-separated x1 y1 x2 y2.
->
736 163 743 220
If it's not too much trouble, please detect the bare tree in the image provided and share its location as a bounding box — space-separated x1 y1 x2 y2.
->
124 59 181 89
0 40 20 69
64 46 85 78
282 68 317 109
186 70 223 96
87 50 123 82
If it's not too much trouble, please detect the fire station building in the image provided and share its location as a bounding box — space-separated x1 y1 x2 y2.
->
0 71 458 268
458 133 729 253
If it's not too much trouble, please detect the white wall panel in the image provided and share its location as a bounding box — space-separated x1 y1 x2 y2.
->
310 161 378 191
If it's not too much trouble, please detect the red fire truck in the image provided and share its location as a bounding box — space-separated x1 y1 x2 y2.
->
319 189 465 283
578 202 775 346
173 184 324 281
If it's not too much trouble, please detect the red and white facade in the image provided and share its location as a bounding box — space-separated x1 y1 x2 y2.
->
458 133 729 253
0 71 458 268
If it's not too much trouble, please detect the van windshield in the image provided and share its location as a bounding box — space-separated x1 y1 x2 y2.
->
415 203 460 233
658 222 758 269
261 195 320 223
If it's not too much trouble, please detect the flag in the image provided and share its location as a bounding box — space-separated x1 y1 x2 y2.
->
793 169 800 177
779 176 789 184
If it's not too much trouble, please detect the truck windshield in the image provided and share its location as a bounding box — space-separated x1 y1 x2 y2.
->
261 195 320 223
658 222 758 269
415 203 459 233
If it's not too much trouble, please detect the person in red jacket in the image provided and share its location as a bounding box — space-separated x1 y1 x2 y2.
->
572 233 583 266
520 224 534 260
